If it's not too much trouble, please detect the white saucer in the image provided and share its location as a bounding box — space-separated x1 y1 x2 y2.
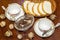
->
34 19 55 37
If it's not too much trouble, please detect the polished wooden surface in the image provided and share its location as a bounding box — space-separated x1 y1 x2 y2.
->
0 0 60 40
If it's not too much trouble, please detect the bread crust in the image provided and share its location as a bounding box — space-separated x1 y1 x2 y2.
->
50 0 56 13
42 1 52 15
23 1 30 13
27 2 35 16
33 3 41 17
38 2 47 17
42 0 56 16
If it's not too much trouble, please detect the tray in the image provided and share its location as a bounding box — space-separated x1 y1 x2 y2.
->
0 0 60 40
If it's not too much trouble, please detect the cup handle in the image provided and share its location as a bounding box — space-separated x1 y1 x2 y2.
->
1 6 6 11
55 23 60 28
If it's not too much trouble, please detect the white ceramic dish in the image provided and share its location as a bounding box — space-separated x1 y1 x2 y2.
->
2 3 25 21
34 19 55 37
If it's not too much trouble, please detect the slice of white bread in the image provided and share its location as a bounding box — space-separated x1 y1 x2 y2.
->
38 2 46 16
23 1 30 13
33 3 41 16
50 0 56 13
42 1 52 14
28 2 35 16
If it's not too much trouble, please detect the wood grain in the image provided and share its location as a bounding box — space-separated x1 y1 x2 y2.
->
0 0 60 40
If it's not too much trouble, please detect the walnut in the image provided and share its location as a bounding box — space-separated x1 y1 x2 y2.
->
5 30 13 37
0 14 6 19
28 32 34 39
17 34 23 39
9 24 14 30
0 21 6 27
25 39 29 40
49 14 56 20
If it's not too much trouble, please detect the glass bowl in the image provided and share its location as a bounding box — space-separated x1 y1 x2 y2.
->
14 14 34 31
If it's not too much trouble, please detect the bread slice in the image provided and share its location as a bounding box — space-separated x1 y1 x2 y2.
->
23 1 30 13
50 0 56 13
33 3 41 16
42 1 52 14
38 2 46 16
28 2 35 16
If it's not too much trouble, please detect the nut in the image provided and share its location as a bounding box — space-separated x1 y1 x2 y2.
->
27 20 31 23
5 30 13 37
0 14 6 19
0 23 1 26
25 39 29 40
49 14 56 20
0 21 6 27
24 20 31 23
9 24 14 30
17 34 23 39
28 32 34 39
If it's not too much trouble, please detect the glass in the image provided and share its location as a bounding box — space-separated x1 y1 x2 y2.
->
14 14 34 31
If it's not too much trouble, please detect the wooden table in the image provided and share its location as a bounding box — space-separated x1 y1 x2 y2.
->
0 0 60 40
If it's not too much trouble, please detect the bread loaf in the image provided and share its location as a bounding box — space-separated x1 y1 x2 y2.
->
23 0 56 17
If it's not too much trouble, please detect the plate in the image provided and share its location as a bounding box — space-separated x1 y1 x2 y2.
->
34 19 55 37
